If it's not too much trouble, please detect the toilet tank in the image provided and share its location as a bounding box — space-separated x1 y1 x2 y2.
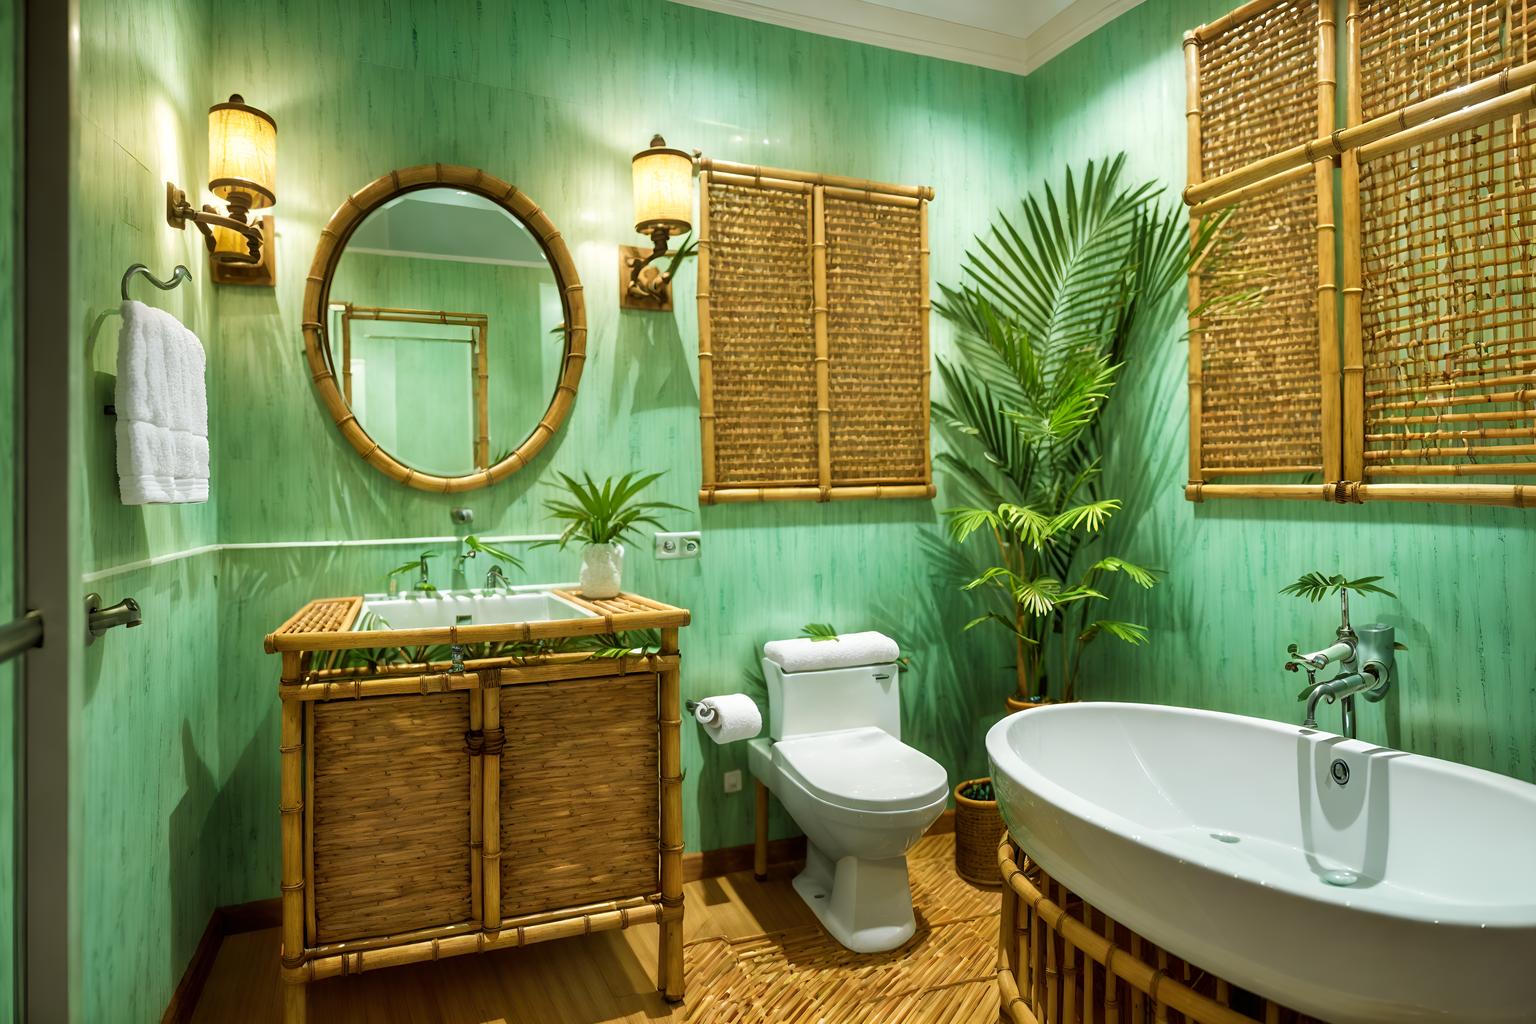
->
761 658 902 740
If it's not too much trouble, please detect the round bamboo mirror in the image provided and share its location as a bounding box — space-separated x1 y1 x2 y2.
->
302 164 586 492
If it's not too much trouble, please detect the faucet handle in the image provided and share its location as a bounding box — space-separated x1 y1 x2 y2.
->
1284 643 1320 672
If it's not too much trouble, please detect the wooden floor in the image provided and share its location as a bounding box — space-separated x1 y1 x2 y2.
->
191 835 1002 1023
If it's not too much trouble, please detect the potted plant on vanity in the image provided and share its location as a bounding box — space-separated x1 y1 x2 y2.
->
538 471 684 599
934 156 1236 884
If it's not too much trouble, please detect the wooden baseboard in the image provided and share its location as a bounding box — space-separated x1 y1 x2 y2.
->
166 813 956 1019
681 808 954 881
161 898 281 1024
683 834 806 881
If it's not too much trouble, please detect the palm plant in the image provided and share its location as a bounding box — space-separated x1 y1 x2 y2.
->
935 155 1233 703
536 471 685 549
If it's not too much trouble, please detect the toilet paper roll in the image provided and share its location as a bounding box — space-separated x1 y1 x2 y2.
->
693 693 762 744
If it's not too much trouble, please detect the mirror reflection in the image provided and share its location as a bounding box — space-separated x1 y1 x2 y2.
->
325 188 563 477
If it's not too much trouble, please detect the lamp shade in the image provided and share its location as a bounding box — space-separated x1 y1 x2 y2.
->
208 95 276 211
632 135 692 236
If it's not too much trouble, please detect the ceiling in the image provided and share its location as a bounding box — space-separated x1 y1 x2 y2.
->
667 0 1147 76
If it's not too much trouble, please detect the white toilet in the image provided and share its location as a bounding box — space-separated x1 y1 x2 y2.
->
746 633 947 953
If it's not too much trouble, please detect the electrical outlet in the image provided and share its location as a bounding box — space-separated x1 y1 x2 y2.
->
655 530 702 560
723 769 743 794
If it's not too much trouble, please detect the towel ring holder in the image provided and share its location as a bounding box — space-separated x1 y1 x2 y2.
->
121 263 192 301
107 263 195 416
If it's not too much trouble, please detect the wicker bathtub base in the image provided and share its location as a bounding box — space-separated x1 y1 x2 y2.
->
997 839 1322 1024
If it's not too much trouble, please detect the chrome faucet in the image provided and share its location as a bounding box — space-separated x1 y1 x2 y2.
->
1286 591 1395 737
484 564 510 591
452 539 478 591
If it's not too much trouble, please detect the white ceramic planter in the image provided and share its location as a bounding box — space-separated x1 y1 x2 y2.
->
579 542 624 599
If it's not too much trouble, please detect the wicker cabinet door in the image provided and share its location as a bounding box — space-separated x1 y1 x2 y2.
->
499 674 660 919
309 692 476 943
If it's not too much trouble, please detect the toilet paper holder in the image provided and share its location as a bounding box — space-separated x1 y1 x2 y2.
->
685 699 716 723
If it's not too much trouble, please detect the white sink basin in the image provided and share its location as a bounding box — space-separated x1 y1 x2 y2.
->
986 702 1536 1024
358 586 595 630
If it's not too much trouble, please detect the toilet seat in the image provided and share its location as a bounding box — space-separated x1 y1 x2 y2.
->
774 727 947 812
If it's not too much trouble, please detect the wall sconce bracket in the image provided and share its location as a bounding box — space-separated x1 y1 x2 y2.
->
212 216 276 286
166 182 274 286
620 225 680 311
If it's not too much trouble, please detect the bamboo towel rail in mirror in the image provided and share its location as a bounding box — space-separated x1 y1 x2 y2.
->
696 158 934 504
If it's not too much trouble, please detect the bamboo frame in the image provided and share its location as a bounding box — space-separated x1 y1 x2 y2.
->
657 625 684 1002
301 164 586 493
1185 31 1205 491
1183 0 1536 508
697 167 717 497
265 589 689 653
1186 59 1536 206
997 838 1294 1023
810 185 832 496
1315 2 1340 482
280 652 307 1024
481 684 501 929
334 304 492 469
918 198 933 489
695 156 936 505
272 592 690 1020
1340 0 1365 484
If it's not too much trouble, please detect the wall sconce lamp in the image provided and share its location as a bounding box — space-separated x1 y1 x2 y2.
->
620 134 695 311
166 94 277 286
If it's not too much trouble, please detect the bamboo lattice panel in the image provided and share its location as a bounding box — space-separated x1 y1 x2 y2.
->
499 673 660 918
1355 1 1517 119
310 693 474 942
1199 178 1324 471
704 179 819 486
1356 0 1536 478
1198 0 1319 180
1193 0 1326 475
823 195 928 483
699 163 933 501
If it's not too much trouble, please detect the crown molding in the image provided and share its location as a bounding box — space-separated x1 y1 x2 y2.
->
667 0 1148 77
668 0 1031 77
1024 0 1148 73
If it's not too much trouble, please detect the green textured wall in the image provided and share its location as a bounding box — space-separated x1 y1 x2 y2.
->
1 0 17 1012
205 0 1030 905
73 0 225 1018
70 0 1031 1015
1024 0 1536 782
77 2 1535 1018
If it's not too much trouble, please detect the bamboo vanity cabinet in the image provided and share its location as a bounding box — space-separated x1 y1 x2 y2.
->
264 591 690 1022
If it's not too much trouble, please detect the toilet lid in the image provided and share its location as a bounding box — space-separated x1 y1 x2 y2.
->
775 727 948 812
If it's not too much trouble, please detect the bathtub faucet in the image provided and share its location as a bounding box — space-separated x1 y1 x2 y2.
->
1287 592 1395 738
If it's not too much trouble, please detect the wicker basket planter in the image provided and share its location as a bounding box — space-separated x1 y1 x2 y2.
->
954 778 1003 887
959 697 1067 886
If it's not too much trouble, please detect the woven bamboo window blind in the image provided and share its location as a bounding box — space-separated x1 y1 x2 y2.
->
1184 0 1536 508
695 157 935 504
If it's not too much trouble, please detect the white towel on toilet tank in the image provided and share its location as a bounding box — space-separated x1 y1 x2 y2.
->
694 694 762 744
115 300 209 505
762 631 900 673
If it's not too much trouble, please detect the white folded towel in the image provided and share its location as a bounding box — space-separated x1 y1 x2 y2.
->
115 300 209 504
762 631 900 673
